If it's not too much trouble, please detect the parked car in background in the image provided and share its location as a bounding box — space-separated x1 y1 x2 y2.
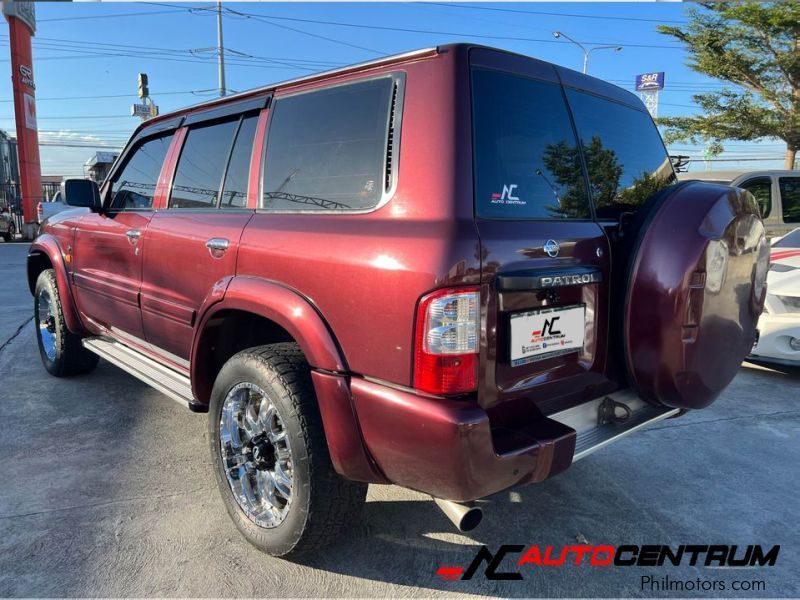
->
28 44 768 558
750 228 800 366
678 170 800 237
37 190 71 230
0 207 15 242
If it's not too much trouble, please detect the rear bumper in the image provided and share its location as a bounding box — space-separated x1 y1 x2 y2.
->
349 378 576 502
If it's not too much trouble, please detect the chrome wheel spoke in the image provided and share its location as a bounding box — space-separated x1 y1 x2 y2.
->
259 401 275 431
275 444 291 460
267 427 287 445
223 452 248 475
272 463 292 498
242 395 262 437
256 470 278 506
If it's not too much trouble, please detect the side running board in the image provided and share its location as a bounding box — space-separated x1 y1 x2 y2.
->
549 389 679 462
82 337 207 413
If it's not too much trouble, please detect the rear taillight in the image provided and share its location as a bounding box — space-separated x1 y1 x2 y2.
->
413 287 480 395
36 202 43 222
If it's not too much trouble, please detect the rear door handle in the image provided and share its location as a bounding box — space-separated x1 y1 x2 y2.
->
205 238 229 258
126 229 142 245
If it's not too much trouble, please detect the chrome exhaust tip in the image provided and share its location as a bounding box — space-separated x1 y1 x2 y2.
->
433 497 483 532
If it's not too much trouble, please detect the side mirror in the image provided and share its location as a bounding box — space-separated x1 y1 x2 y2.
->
61 179 101 210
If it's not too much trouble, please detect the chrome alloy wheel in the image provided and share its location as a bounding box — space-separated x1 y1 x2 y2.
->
219 382 293 528
37 287 57 360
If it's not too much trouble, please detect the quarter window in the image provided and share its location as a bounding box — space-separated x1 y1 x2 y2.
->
739 177 772 219
261 77 395 212
109 133 174 210
779 177 800 223
566 89 675 220
170 119 239 209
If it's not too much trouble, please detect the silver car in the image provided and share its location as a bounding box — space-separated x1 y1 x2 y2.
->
678 169 800 237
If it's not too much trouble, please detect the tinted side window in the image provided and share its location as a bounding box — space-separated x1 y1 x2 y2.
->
566 89 675 220
779 177 800 223
220 116 257 208
472 68 590 219
109 133 174 210
262 77 394 211
739 177 772 218
170 120 239 209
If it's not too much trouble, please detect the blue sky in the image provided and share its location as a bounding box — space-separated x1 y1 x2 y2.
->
0 1 789 176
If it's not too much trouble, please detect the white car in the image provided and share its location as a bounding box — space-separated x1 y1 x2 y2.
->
750 228 800 366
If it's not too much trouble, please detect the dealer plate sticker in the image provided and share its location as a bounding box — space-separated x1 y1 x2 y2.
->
509 305 586 366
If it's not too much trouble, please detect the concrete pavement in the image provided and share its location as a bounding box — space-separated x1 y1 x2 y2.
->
0 243 798 597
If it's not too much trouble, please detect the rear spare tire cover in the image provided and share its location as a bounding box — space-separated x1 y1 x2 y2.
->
625 181 768 409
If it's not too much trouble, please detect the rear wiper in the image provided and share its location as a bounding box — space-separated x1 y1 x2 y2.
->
262 191 352 210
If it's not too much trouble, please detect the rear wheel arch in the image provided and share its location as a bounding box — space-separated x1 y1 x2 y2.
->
192 309 295 405
190 277 348 405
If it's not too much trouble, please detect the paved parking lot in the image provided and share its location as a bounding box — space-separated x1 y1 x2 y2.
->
0 242 798 597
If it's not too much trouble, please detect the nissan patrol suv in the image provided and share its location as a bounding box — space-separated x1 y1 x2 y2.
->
28 44 768 557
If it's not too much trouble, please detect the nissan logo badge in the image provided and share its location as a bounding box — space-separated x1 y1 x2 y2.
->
543 239 560 258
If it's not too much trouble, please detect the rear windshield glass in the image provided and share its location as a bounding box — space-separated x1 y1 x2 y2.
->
566 89 675 220
261 77 394 212
472 68 590 219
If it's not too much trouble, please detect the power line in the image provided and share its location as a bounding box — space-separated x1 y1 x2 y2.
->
0 34 346 73
38 8 192 22
224 8 385 55
425 3 687 24
0 89 217 103
225 7 685 50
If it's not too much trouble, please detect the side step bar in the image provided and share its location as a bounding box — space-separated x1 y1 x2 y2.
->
549 390 679 462
82 337 207 413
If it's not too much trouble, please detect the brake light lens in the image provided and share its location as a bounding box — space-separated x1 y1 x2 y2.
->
413 287 480 395
36 202 43 223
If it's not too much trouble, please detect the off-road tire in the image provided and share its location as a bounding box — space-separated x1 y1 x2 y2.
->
209 343 367 557
34 269 99 377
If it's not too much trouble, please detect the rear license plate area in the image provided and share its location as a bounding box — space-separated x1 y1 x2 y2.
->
509 304 586 367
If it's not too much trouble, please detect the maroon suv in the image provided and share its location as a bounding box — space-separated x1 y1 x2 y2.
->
28 44 768 557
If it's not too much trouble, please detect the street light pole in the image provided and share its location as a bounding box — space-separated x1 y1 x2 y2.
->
552 31 622 74
217 1 226 97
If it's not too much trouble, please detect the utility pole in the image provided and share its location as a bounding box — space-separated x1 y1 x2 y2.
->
217 1 226 97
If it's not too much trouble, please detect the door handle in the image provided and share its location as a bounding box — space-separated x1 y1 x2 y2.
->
126 229 142 245
205 238 229 258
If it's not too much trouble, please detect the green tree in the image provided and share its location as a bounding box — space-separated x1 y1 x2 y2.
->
543 137 623 218
657 2 800 169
